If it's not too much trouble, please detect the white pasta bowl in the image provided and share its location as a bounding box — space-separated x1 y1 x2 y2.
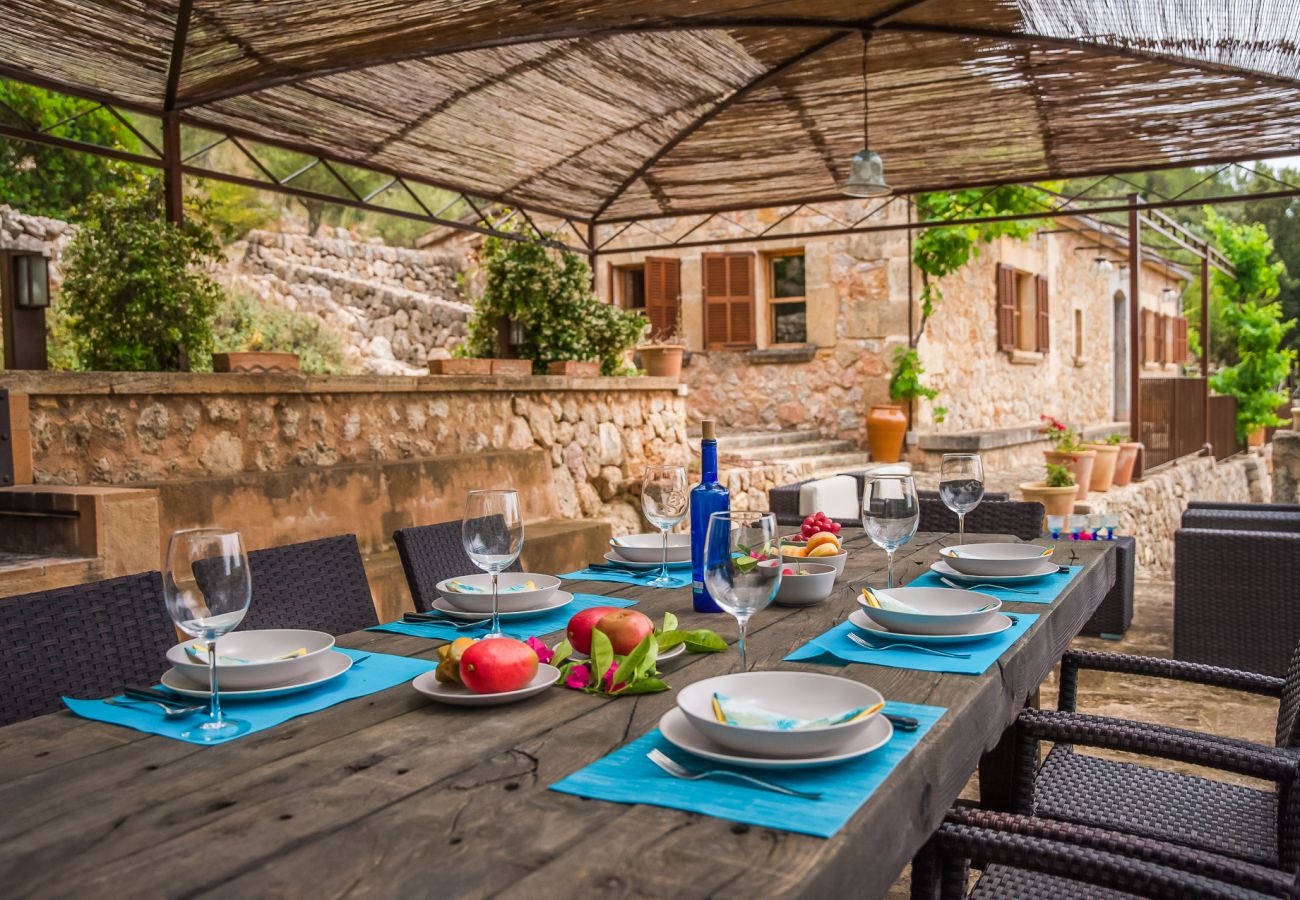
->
858 586 1001 636
939 543 1053 577
610 533 691 563
167 629 335 690
436 572 560 613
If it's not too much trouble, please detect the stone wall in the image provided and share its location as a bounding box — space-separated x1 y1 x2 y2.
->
0 205 72 274
1274 431 1300 504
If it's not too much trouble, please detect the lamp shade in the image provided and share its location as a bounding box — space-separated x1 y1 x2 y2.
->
842 149 892 198
1091 256 1114 277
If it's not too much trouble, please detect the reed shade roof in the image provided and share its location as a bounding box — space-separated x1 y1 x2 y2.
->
3 1 1300 223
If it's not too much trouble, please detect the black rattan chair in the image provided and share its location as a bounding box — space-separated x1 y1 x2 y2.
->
1182 508 1300 534
237 534 378 635
0 571 173 726
918 498 1043 540
393 518 523 612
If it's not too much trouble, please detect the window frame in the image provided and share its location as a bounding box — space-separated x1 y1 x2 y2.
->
765 249 808 345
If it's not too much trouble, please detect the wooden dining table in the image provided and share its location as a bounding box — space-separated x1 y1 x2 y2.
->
0 530 1114 899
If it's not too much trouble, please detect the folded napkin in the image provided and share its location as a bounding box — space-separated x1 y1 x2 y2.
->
183 644 307 665
550 701 945 838
369 592 636 642
711 692 883 731
913 564 1082 605
561 567 691 589
943 545 1055 559
444 579 537 594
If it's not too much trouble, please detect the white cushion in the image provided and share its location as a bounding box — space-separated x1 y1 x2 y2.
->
863 463 912 477
798 475 861 520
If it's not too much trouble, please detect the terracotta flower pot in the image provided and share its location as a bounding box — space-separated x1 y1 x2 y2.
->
640 345 684 379
491 358 534 377
430 358 493 375
1019 481 1079 528
212 351 300 374
547 360 600 377
1248 426 1266 448
1043 448 1097 500
1112 442 1141 486
867 403 907 463
1084 443 1120 492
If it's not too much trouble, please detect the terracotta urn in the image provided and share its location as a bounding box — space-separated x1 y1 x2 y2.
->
1112 442 1142 486
1019 482 1079 527
212 351 300 374
1083 443 1121 492
1043 448 1097 500
867 403 907 463
639 345 685 379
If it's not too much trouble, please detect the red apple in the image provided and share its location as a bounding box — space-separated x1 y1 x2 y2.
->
595 609 655 655
459 638 539 694
566 606 620 654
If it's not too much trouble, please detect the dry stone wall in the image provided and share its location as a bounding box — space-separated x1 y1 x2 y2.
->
0 205 72 272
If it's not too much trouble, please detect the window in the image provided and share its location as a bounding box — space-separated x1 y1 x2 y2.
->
612 265 646 311
996 264 1048 355
702 252 755 349
767 252 807 344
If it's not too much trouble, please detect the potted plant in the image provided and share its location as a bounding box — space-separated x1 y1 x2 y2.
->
1083 433 1122 493
1039 415 1097 500
1209 300 1296 450
871 348 934 464
638 338 685 379
1108 433 1142 487
1020 462 1079 526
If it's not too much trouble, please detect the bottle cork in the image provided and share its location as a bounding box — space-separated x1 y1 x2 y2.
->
701 420 716 441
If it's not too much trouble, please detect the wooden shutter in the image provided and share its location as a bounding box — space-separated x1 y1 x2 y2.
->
1034 275 1050 353
1155 312 1166 364
996 264 1016 352
644 257 681 340
1139 309 1150 364
702 252 755 349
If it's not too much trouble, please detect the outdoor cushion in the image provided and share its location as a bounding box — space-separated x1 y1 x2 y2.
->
798 475 860 520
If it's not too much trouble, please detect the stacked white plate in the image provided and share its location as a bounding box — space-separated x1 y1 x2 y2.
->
161 629 351 698
433 572 573 620
603 533 691 570
854 586 1012 644
658 672 893 770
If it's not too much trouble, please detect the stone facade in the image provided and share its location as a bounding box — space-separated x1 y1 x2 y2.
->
1274 431 1300 504
0 205 72 277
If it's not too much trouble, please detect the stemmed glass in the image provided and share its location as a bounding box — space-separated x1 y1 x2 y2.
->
939 453 984 544
642 465 689 587
862 475 920 588
462 489 524 639
163 528 252 743
703 511 780 672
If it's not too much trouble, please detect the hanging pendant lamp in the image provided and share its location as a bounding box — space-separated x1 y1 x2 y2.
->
843 31 892 198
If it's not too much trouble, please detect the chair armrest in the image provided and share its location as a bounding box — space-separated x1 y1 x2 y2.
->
1057 649 1283 712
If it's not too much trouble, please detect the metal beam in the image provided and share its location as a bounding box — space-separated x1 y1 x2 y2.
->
1201 240 1212 453
162 112 184 224
1128 193 1142 475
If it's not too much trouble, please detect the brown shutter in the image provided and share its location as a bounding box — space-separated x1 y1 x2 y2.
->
702 252 755 349
1155 312 1166 364
1139 309 1149 364
996 264 1016 352
1034 275 1050 353
644 257 681 340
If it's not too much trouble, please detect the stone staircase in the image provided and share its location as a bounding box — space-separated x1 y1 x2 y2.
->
716 430 874 480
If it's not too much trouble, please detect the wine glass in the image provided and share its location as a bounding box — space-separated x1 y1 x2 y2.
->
703 511 780 672
462 490 524 639
642 465 689 587
861 475 920 588
163 528 252 743
939 453 984 544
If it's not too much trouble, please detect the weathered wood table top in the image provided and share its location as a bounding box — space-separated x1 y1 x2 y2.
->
0 531 1114 899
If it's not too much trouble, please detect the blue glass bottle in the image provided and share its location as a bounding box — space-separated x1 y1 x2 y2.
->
690 420 730 612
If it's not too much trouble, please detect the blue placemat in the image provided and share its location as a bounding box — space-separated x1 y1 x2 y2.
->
561 566 691 589
785 614 1039 675
550 701 944 838
62 648 433 746
370 592 636 641
905 565 1082 605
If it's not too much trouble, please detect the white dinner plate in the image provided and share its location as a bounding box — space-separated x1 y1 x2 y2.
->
848 608 1013 644
930 559 1059 584
569 641 685 663
160 650 353 699
411 664 561 706
658 707 893 770
601 551 691 571
430 590 574 621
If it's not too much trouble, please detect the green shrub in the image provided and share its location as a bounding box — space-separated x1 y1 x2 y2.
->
1045 462 1076 488
208 292 350 375
1210 301 1296 439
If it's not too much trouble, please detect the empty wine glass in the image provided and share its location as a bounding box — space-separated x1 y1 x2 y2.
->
462 490 524 639
939 453 984 544
703 511 780 672
163 528 252 743
862 475 920 588
642 465 689 587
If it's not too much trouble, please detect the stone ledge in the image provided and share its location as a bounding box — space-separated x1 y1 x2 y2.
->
745 346 818 365
918 420 1129 452
0 371 680 396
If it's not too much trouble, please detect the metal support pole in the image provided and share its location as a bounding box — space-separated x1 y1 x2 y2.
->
587 222 598 294
1201 240 1212 454
1128 193 1142 477
162 112 184 224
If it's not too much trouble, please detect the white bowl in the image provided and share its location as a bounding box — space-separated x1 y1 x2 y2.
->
857 586 1001 636
940 543 1053 577
779 544 847 579
436 573 560 613
676 672 883 758
758 559 837 606
610 533 691 563
166 629 335 690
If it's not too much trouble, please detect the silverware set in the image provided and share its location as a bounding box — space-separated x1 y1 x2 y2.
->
402 612 489 629
646 749 823 800
939 576 1040 595
845 632 972 659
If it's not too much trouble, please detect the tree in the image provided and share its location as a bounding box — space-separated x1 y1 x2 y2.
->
1210 301 1295 439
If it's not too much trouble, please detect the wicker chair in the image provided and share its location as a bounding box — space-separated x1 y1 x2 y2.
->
911 808 1298 899
1189 501 1300 514
0 571 173 726
1181 508 1300 534
1006 642 1300 873
918 498 1043 540
238 534 379 635
394 518 523 612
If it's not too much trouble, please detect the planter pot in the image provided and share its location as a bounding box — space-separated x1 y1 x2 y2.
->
1043 448 1097 501
867 403 907 463
1112 442 1141 486
1019 481 1079 527
1248 426 1266 448
212 351 300 374
430 358 493 375
491 358 534 377
1083 443 1121 492
547 360 600 377
640 345 685 379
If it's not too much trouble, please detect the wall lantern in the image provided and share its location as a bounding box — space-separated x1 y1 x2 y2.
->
13 253 49 309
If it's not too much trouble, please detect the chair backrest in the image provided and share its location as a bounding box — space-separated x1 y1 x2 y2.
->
917 489 1011 503
1182 507 1300 534
238 534 378 635
394 518 523 612
1276 640 1300 748
0 571 173 726
918 498 1045 541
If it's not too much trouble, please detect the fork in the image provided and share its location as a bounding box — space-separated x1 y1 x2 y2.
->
403 613 489 629
646 749 822 800
939 577 1041 596
846 632 972 659
106 697 204 718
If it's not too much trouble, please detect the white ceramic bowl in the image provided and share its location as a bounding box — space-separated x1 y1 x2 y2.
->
779 543 847 579
436 572 560 613
758 559 837 606
676 671 884 758
166 629 335 690
858 586 1001 636
940 543 1053 577
610 533 691 563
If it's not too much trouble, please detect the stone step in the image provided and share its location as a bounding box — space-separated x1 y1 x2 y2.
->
727 439 859 461
714 429 824 450
781 451 876 475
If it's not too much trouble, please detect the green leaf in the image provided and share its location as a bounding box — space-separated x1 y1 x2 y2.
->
550 639 572 669
612 633 657 690
658 628 727 653
615 678 671 695
660 611 678 635
590 628 614 688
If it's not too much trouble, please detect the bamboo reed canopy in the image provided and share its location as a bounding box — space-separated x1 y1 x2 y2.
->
3 1 1300 224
